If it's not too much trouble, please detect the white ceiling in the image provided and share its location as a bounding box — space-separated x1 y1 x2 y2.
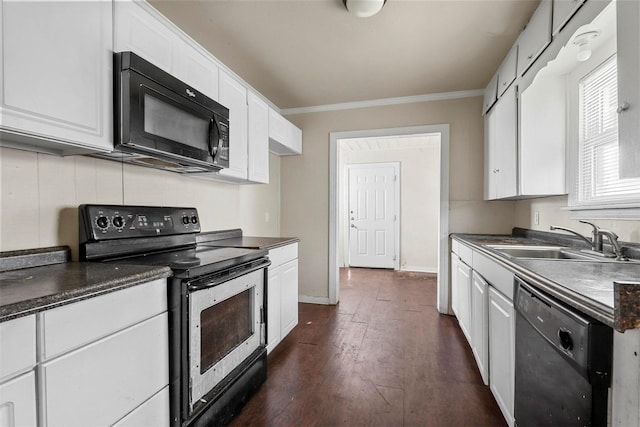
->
150 0 540 110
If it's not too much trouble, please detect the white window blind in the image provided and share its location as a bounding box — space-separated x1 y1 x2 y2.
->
577 55 640 206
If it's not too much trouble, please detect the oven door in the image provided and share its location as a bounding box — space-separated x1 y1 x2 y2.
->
188 267 265 409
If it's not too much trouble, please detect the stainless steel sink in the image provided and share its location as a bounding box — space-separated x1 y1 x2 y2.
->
486 245 598 260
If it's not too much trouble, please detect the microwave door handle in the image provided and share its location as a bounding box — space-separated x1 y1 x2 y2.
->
209 118 220 158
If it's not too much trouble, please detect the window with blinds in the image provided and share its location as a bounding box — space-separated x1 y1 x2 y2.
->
576 54 640 206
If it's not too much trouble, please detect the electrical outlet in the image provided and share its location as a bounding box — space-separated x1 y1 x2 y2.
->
534 211 540 225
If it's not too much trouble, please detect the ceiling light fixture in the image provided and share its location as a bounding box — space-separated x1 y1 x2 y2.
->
573 30 600 62
342 0 386 18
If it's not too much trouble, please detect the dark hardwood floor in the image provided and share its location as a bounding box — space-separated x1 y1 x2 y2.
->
231 268 506 426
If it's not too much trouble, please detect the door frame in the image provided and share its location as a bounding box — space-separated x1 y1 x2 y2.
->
345 162 400 270
329 124 450 314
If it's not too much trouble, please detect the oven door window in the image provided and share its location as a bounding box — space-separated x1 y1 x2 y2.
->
200 288 252 374
188 269 264 408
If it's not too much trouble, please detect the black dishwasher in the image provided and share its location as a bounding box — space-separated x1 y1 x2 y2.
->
514 277 612 427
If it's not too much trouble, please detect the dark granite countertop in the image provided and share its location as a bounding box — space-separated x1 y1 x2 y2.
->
197 229 299 250
0 248 171 322
451 231 640 332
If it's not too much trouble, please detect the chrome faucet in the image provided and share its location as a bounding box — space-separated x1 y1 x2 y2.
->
549 223 597 251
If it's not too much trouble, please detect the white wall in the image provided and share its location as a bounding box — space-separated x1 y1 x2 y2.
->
338 142 440 272
0 146 281 259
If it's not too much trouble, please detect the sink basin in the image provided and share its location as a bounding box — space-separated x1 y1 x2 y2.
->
486 245 597 260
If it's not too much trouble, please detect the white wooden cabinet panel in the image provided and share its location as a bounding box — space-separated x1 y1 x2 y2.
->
471 272 489 385
280 259 299 338
41 279 167 360
552 0 587 36
218 70 248 180
483 74 499 115
0 0 113 153
617 0 640 179
472 252 514 300
0 371 37 427
269 243 298 267
497 45 518 96
485 84 518 200
517 0 552 77
267 266 282 354
113 386 170 427
488 287 515 427
457 242 473 266
450 253 460 316
42 313 169 427
113 0 174 73
0 316 35 382
268 108 302 155
247 92 270 184
454 256 472 345
173 41 220 102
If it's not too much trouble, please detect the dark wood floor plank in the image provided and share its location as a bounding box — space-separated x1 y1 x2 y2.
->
230 268 506 427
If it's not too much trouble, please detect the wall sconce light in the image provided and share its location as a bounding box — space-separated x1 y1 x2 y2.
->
342 0 386 18
573 30 600 62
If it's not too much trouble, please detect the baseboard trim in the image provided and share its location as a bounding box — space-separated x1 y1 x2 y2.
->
400 266 438 274
298 295 331 305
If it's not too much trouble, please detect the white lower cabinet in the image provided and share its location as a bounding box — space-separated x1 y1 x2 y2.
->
488 286 515 427
113 386 170 427
452 254 472 344
267 243 299 354
471 272 489 385
0 371 37 427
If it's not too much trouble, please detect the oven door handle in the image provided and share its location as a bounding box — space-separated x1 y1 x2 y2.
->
187 258 271 291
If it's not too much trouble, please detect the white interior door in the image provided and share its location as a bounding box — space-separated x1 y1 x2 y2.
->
347 163 398 269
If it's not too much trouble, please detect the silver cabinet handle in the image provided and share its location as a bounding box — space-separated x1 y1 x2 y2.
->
351 224 357 228
617 102 630 114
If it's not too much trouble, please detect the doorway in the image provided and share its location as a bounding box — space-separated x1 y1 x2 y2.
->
329 125 450 314
346 162 400 269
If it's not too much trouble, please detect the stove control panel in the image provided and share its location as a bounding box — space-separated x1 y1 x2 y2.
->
79 204 201 242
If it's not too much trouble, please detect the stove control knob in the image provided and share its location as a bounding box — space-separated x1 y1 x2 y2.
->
182 216 190 225
96 216 109 229
112 216 124 228
190 215 198 224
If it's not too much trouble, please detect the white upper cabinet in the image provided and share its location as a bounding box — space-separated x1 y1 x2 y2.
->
218 70 249 181
0 0 113 155
517 0 552 77
483 75 499 115
173 41 219 102
248 92 270 184
497 45 518 97
617 0 640 179
485 85 518 200
269 108 302 155
552 0 587 36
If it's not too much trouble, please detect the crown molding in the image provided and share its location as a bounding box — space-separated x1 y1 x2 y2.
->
280 89 484 115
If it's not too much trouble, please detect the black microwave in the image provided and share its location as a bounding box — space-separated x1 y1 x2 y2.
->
112 51 229 173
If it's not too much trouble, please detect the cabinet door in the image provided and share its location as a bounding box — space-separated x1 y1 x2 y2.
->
0 372 36 427
218 70 248 180
42 313 169 427
248 92 270 184
486 85 518 200
450 253 460 316
267 266 282 354
489 287 515 427
497 45 518 96
173 42 220 102
114 0 174 72
483 74 499 115
280 259 299 339
552 0 586 36
517 0 552 77
0 0 112 153
617 0 640 178
455 258 472 345
113 386 170 427
471 272 489 385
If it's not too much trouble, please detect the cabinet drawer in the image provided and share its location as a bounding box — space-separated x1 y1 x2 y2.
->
42 313 169 427
113 386 170 427
457 242 473 266
269 243 298 269
451 238 460 255
41 278 167 359
473 252 514 300
0 315 36 382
